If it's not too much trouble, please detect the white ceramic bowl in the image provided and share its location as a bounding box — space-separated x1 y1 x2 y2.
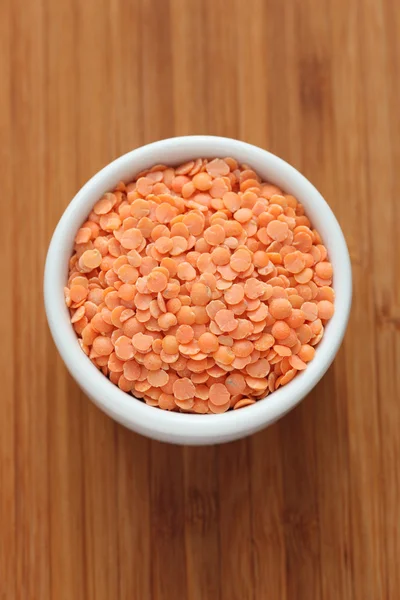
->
44 136 352 445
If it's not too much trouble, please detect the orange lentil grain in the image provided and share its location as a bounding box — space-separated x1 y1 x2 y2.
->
269 298 292 319
70 285 89 303
317 300 335 320
315 261 333 279
298 344 315 362
198 332 219 353
176 305 196 325
209 383 230 406
146 369 168 387
213 346 235 365
173 377 195 400
271 320 291 340
297 324 313 344
215 309 238 333
224 284 245 305
302 302 319 322
246 359 270 378
132 332 153 352
114 336 135 361
162 335 179 354
193 172 212 191
289 355 307 370
208 400 230 414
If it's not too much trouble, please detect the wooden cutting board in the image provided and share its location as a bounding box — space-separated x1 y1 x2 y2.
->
1 0 399 598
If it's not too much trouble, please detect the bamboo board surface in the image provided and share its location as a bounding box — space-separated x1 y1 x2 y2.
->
1 0 399 598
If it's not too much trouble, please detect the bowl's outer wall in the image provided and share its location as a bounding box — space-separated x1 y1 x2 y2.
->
44 136 352 445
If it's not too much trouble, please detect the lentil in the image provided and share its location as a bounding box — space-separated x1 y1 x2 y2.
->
66 158 335 413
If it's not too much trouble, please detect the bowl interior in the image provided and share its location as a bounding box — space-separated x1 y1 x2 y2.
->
44 136 351 444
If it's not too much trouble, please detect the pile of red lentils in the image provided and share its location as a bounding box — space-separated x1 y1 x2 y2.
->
65 157 335 414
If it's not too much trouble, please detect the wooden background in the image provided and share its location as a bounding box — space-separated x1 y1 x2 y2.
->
1 0 399 598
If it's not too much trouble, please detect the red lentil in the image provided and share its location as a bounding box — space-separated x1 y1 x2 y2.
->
66 158 335 412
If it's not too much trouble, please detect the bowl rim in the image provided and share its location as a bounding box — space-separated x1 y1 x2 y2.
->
44 135 352 443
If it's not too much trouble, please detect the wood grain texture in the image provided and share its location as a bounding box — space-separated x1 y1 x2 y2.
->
1 0 399 598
